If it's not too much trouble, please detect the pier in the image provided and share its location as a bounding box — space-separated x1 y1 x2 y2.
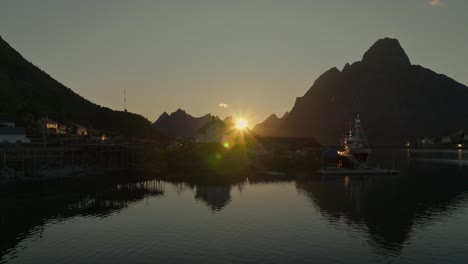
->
0 142 164 184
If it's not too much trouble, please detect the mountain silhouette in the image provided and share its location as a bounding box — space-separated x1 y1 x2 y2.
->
252 112 289 137
0 36 162 139
253 38 468 145
153 109 214 137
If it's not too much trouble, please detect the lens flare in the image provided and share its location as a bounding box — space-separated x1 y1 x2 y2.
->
236 119 247 130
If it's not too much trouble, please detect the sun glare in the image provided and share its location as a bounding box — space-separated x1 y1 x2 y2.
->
236 119 247 130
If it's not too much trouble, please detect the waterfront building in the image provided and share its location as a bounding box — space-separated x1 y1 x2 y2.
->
460 130 468 142
38 118 67 135
441 136 453 144
70 123 88 136
0 128 31 144
0 114 16 128
421 138 432 145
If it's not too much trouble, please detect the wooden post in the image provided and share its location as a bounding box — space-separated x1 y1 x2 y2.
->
22 152 25 176
2 151 5 176
34 150 37 173
321 155 323 170
121 150 124 169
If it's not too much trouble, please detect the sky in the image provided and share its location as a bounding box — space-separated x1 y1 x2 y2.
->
1 0 467 126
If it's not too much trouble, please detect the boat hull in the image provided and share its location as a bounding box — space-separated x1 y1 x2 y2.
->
350 152 370 163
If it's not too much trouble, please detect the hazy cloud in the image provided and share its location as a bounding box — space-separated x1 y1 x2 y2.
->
429 0 446 7
219 103 229 109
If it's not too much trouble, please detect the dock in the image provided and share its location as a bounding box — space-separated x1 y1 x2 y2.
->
317 167 400 176
0 142 165 184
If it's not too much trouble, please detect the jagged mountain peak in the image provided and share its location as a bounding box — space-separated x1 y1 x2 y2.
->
362 38 411 67
254 38 468 145
266 114 279 120
0 35 10 48
172 108 188 116
153 109 214 137
153 112 170 126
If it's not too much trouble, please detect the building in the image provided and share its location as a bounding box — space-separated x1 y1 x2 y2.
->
0 114 15 128
38 118 67 135
420 138 433 145
0 128 31 144
441 136 452 144
461 130 468 142
70 123 88 136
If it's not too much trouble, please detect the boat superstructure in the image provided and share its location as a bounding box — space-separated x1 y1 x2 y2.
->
342 114 371 163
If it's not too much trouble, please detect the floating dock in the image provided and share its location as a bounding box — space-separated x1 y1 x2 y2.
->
317 167 400 176
255 170 287 177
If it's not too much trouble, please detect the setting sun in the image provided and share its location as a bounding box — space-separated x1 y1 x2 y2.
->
236 119 248 130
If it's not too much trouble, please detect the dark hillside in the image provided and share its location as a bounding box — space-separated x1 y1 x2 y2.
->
0 36 162 139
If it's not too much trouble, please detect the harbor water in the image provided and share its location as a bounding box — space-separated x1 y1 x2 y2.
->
1 149 468 263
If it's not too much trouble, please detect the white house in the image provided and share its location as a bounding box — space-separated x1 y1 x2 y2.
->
38 118 67 135
0 114 15 128
421 138 432 145
76 127 88 136
70 123 88 136
441 136 452 144
0 128 31 144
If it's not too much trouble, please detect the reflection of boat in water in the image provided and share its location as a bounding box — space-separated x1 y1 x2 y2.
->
297 160 468 254
342 114 371 163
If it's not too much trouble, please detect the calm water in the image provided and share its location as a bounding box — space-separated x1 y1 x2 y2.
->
1 149 468 263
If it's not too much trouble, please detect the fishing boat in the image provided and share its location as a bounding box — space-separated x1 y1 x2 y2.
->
342 114 371 163
317 149 399 176
317 116 399 176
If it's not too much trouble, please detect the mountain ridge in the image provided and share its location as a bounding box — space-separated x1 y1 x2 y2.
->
153 109 215 137
253 38 468 145
0 35 163 139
